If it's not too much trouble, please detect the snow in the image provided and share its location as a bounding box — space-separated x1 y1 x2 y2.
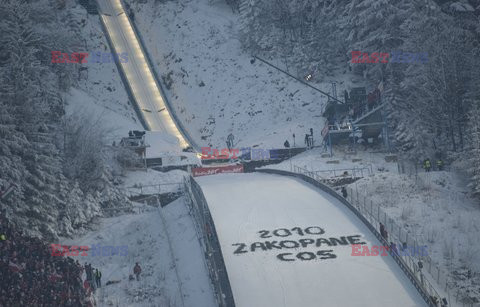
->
65 3 142 144
128 0 336 149
144 131 201 166
66 87 141 143
69 4 140 131
60 197 216 307
265 146 480 302
121 169 187 188
144 131 182 157
197 173 426 307
63 0 480 303
95 0 189 149
449 2 475 12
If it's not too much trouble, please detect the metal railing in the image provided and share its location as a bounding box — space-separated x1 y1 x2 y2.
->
301 166 372 179
183 176 236 307
123 182 183 198
260 167 437 306
292 165 476 307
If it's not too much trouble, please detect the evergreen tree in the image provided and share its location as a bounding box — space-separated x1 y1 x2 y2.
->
0 0 127 239
467 101 480 197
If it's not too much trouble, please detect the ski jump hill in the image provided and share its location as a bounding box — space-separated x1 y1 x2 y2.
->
92 1 430 305
196 172 427 307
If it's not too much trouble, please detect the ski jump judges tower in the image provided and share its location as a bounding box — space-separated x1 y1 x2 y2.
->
321 83 390 155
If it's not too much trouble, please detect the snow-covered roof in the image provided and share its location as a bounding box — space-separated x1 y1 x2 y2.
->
144 131 182 158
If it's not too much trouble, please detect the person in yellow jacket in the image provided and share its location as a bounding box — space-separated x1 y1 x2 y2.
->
423 159 431 172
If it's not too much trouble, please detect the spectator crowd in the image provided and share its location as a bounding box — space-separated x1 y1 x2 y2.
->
0 211 93 306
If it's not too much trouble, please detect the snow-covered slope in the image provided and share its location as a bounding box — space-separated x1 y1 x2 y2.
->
267 146 480 303
127 0 333 149
68 4 139 127
61 198 216 307
198 173 426 307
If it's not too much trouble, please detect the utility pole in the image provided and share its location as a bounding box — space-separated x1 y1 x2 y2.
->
328 130 333 157
382 107 390 152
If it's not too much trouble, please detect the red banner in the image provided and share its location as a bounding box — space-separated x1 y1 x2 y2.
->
192 164 244 177
321 123 329 138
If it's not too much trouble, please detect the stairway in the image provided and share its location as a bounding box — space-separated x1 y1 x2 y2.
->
352 103 385 126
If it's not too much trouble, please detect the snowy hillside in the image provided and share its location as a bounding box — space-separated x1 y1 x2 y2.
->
2 0 480 306
61 197 216 307
268 146 480 303
68 4 140 129
126 0 335 149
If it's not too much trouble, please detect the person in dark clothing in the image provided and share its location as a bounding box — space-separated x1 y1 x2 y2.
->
95 269 101 288
436 159 443 171
441 297 448 307
418 260 423 271
305 134 309 148
133 263 141 281
341 187 347 198
226 133 234 150
284 140 290 148
390 242 398 255
379 223 388 241
85 264 92 282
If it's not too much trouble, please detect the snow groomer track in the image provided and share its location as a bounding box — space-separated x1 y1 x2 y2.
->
197 172 427 307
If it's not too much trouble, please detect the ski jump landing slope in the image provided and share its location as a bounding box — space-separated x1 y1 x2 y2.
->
197 173 426 307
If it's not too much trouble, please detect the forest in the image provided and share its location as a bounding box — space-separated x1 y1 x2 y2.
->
0 0 131 239
237 0 480 198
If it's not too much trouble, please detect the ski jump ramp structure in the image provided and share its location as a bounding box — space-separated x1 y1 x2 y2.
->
95 0 198 151
192 172 428 307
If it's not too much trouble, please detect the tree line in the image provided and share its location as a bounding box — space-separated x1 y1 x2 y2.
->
0 0 132 239
236 0 480 197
